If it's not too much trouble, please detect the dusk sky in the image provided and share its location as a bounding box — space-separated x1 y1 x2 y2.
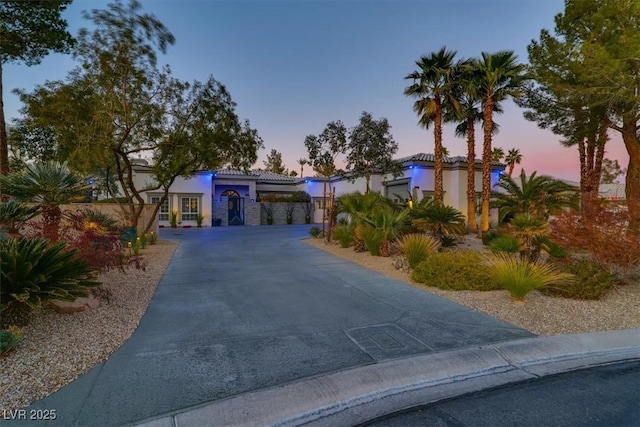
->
4 0 628 182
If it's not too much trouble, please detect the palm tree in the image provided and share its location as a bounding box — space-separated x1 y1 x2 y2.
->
0 161 90 241
475 51 528 231
505 148 523 177
491 147 505 162
411 197 466 243
404 47 463 203
492 169 578 222
338 191 391 252
361 205 410 257
297 158 308 177
0 200 40 236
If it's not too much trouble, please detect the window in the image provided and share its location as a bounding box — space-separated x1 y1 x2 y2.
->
150 196 170 221
221 189 240 200
181 197 199 221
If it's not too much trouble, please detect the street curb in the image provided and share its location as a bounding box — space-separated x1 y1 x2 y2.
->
134 329 639 427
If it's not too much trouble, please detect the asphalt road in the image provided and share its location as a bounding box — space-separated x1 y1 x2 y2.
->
366 360 640 427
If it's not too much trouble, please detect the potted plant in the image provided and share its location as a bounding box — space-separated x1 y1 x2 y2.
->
212 218 222 226
169 210 179 228
285 202 294 225
262 203 274 225
196 214 206 228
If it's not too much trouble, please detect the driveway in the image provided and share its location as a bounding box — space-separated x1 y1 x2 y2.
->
15 226 532 426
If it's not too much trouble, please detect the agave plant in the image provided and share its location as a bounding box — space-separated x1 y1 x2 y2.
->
395 233 441 268
0 200 40 236
0 162 90 241
0 237 100 326
485 253 574 302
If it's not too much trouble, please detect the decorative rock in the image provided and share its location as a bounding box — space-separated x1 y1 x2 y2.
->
50 296 100 314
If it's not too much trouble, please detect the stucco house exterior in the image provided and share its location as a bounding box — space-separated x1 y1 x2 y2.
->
131 153 505 227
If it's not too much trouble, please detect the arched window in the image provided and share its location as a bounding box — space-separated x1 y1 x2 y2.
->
221 189 240 200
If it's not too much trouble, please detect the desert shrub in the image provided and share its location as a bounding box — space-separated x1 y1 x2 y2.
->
146 231 158 245
333 224 353 248
489 235 521 254
439 235 457 248
0 237 100 326
482 230 501 246
61 209 127 271
396 233 440 269
546 240 567 259
361 227 383 256
485 254 575 302
550 206 640 268
0 326 24 355
539 259 616 300
309 226 322 238
412 252 498 291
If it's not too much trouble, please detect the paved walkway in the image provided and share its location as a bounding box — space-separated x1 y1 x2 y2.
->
9 226 637 426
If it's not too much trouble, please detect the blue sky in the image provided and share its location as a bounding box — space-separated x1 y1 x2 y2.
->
4 0 628 181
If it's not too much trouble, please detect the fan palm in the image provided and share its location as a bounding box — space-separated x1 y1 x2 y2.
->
360 205 410 257
451 63 503 232
404 47 464 203
492 169 578 222
0 162 90 241
475 51 528 231
338 191 391 251
297 158 308 177
491 147 505 162
505 148 523 177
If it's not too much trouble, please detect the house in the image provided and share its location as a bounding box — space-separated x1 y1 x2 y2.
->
131 153 505 227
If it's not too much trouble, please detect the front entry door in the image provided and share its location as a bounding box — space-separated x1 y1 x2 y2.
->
228 197 244 225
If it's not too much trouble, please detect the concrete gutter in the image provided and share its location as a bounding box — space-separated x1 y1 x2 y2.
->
134 329 640 427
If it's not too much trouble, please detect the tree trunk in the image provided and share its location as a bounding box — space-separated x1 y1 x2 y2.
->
466 116 477 232
621 116 640 234
481 91 494 232
41 204 61 242
0 60 8 176
434 98 444 203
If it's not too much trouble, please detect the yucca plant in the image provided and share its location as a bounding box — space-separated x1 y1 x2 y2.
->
361 226 384 256
0 237 100 326
485 253 575 302
333 224 354 248
395 233 441 268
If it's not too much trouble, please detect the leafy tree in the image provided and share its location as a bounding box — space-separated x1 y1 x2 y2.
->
16 1 261 232
505 148 523 177
475 51 528 231
524 0 640 232
491 147 505 162
492 169 578 222
0 161 89 241
600 158 626 185
345 111 402 193
304 120 347 177
404 47 464 202
0 0 75 175
263 148 286 174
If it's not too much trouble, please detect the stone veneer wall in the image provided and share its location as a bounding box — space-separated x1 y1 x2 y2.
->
212 197 314 226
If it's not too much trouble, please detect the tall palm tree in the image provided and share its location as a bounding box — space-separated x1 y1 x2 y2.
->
404 47 463 203
491 147 505 162
505 148 523 177
297 158 308 177
451 63 502 232
475 51 528 231
0 161 89 241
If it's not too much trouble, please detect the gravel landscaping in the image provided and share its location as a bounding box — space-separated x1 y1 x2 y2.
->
304 235 640 336
0 240 177 412
3 234 638 413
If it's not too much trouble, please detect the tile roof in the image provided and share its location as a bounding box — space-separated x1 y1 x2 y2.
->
213 168 297 182
396 152 503 166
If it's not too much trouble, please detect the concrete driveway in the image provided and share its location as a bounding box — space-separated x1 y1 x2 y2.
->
15 226 532 426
